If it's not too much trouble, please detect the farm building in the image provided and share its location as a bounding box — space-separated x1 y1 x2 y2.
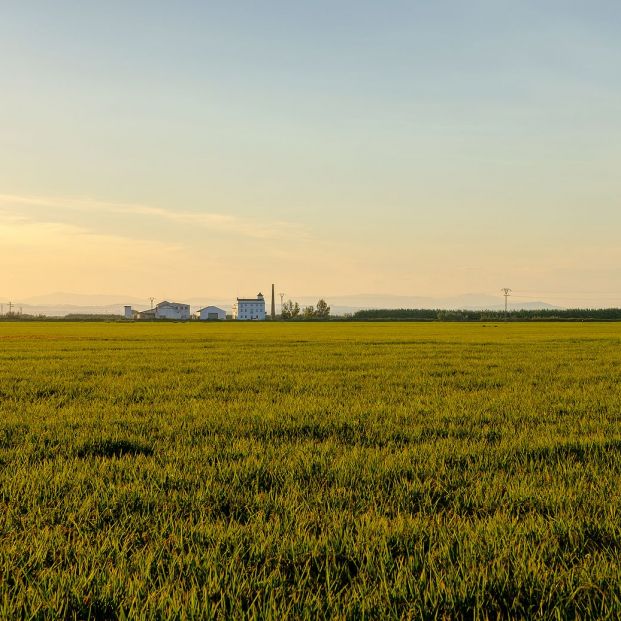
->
137 308 156 319
125 301 191 320
232 293 265 321
124 305 151 320
195 306 226 321
154 301 191 320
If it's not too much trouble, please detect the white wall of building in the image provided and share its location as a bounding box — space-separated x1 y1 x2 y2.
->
196 306 226 321
155 301 191 320
232 294 265 320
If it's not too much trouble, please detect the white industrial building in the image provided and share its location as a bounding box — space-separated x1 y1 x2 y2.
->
195 306 226 321
232 293 265 320
125 301 191 320
155 301 191 320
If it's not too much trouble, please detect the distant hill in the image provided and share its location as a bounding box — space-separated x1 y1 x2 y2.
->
291 294 560 315
6 291 562 317
10 303 127 317
23 292 148 306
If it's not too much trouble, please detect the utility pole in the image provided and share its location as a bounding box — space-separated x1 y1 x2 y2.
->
501 288 511 319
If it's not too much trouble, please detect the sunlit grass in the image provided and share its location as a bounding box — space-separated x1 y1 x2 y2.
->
1 322 621 618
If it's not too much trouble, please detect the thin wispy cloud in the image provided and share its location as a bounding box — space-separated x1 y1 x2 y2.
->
0 193 306 240
0 208 183 254
0 192 323 298
0 205 195 299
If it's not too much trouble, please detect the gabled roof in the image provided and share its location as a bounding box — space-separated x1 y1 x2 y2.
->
196 306 225 313
156 300 189 308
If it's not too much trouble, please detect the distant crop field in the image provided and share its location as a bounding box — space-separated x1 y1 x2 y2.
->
1 322 621 619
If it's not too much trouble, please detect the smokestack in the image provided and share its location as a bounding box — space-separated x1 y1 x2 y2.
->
271 284 276 320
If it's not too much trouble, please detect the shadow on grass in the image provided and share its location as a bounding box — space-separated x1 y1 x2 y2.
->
76 438 154 459
513 439 621 465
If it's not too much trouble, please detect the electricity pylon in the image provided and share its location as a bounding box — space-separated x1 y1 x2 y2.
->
501 288 511 318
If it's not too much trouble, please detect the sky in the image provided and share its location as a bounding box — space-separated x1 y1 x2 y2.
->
1 1 620 307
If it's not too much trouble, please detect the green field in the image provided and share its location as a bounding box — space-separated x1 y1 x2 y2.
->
1 322 621 619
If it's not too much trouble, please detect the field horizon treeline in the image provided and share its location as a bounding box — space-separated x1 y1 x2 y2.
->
2 322 621 618
2 307 621 322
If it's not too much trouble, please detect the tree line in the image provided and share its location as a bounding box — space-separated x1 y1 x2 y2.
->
351 308 621 321
281 299 330 320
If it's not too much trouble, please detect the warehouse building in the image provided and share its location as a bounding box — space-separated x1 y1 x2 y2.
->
125 301 191 320
195 306 226 321
154 301 191 320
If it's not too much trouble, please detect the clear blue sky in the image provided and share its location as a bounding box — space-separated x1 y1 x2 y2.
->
1 1 620 305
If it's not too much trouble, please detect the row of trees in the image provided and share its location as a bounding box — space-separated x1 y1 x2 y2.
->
281 299 330 319
352 308 621 321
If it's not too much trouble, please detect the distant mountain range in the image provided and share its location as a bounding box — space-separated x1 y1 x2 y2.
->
20 292 149 306
2 291 562 317
301 293 561 314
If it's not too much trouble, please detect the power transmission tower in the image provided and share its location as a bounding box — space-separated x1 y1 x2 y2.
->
149 297 155 310
7 301 13 315
501 288 511 318
278 292 285 310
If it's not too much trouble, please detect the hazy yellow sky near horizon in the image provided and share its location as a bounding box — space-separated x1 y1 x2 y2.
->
1 2 620 306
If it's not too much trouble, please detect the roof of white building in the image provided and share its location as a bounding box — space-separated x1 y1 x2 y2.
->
157 300 189 308
236 294 265 302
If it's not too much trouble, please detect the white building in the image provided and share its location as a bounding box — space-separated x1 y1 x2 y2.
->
195 306 226 321
154 301 191 320
126 301 191 320
137 308 156 320
232 293 265 321
124 305 146 319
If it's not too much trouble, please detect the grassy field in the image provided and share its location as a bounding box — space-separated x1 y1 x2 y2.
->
1 321 621 619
